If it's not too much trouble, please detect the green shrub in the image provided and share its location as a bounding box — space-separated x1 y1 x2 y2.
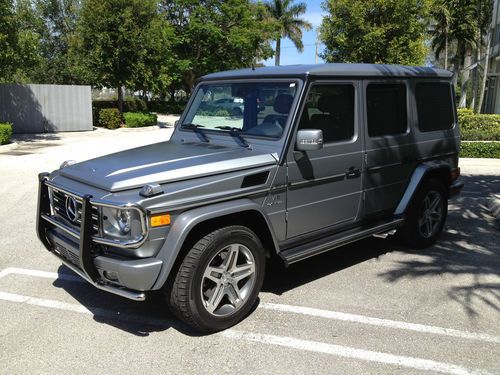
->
98 108 122 129
0 123 13 145
93 98 148 125
123 112 157 128
457 108 500 141
460 141 500 158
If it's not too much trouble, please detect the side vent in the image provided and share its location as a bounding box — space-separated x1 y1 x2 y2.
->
241 171 269 188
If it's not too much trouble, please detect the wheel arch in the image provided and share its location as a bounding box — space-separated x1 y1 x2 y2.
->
394 161 452 217
151 199 279 290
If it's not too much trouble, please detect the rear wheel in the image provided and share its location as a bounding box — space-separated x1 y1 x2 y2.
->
167 226 265 333
398 179 448 248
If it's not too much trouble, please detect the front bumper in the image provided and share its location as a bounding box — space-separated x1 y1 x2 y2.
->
36 174 162 301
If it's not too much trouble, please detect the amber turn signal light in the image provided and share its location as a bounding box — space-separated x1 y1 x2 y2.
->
151 214 171 227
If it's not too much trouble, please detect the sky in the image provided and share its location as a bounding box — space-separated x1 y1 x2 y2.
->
263 0 326 67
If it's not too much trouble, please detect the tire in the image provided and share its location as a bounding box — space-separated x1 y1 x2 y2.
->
167 226 265 333
398 178 448 248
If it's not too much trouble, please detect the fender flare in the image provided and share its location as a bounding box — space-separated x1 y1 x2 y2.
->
394 161 451 217
151 198 279 290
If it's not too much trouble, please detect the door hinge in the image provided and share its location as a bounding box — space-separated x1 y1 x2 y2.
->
362 191 366 201
285 211 289 221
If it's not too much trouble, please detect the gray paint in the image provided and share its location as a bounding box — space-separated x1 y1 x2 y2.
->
37 64 462 300
202 63 453 81
60 141 278 192
0 84 92 133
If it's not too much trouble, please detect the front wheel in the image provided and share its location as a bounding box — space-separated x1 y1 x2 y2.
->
167 226 265 333
398 179 448 248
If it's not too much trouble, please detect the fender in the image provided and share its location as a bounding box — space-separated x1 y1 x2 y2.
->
394 161 451 217
151 198 279 290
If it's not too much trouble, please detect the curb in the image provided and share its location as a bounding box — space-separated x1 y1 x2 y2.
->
488 194 500 223
0 142 19 152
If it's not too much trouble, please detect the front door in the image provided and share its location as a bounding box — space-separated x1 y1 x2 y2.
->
286 81 363 238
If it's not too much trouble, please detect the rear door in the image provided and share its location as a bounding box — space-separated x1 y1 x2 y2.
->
286 80 364 238
361 80 416 219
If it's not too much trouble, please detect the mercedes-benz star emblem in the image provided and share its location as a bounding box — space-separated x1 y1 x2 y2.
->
65 196 80 223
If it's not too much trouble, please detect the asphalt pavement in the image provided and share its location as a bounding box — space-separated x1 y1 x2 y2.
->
0 127 499 375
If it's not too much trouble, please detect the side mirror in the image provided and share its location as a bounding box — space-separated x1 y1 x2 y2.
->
296 129 323 151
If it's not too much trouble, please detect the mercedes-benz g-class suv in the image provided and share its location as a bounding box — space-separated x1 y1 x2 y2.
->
37 64 463 332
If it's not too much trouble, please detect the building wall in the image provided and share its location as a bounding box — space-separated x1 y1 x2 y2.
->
484 0 500 113
0 84 92 133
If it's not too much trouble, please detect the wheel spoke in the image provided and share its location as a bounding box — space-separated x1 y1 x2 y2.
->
232 263 254 282
223 244 240 272
203 266 224 284
429 196 441 212
206 283 225 313
425 218 433 236
227 284 243 308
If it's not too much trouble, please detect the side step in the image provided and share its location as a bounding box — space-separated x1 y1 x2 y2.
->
279 218 404 266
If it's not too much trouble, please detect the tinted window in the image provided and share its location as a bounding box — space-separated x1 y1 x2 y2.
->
299 84 355 143
416 83 454 131
367 84 407 137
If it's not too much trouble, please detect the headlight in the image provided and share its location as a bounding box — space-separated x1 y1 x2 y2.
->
102 207 144 243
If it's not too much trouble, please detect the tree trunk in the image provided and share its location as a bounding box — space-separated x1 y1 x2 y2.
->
452 58 460 88
459 48 472 108
478 29 492 113
444 36 448 70
117 85 124 115
470 0 483 111
275 38 281 66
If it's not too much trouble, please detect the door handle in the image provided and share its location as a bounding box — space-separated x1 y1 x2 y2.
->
346 167 361 178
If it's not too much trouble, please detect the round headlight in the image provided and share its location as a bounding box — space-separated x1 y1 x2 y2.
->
117 209 132 234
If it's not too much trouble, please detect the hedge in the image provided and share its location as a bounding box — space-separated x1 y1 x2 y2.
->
123 112 158 128
460 141 500 158
0 123 13 145
98 108 121 129
458 108 500 141
92 98 147 125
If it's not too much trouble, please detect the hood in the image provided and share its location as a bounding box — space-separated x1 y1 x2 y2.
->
59 141 277 192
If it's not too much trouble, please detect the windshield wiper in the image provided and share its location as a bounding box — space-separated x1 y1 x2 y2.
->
215 126 251 149
182 123 209 143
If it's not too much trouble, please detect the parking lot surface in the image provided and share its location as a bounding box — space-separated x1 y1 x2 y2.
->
0 127 499 374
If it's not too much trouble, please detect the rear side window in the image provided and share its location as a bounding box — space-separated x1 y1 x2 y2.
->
367 84 407 137
415 82 454 132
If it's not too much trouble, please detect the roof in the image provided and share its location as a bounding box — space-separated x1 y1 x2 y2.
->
201 63 453 81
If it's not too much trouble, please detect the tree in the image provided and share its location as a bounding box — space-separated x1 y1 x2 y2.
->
264 0 312 66
430 0 492 109
160 0 278 94
320 0 430 66
74 0 173 113
0 0 20 82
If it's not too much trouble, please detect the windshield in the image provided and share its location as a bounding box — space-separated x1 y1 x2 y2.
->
181 81 298 139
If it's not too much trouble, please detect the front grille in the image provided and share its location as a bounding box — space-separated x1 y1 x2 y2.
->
50 188 100 234
54 242 81 269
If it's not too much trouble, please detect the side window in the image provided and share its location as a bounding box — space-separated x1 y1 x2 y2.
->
367 83 407 137
415 82 454 132
299 84 355 143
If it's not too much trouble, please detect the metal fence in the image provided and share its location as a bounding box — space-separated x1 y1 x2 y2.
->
0 84 92 133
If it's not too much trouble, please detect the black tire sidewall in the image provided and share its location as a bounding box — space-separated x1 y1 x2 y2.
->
188 227 265 332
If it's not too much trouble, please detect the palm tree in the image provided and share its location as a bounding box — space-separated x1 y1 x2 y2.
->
431 0 452 70
265 0 312 66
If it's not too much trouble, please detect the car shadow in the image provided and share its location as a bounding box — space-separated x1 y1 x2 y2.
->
52 266 200 337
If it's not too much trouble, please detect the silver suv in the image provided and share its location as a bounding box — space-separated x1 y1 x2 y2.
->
37 64 463 332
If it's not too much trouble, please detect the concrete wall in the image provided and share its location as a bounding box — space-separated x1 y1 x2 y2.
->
0 84 92 133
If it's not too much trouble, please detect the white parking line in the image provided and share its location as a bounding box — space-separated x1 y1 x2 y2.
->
222 330 490 375
0 268 500 344
0 290 490 375
259 303 500 345
2 267 499 345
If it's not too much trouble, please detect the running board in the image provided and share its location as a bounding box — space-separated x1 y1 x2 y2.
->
279 218 404 266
